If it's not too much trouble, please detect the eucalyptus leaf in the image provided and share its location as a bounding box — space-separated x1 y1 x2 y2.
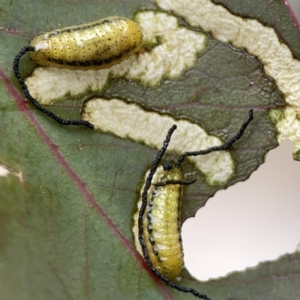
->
0 0 299 299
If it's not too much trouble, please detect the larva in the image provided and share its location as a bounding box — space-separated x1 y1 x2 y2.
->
141 166 185 280
135 110 254 299
13 16 143 128
29 17 142 70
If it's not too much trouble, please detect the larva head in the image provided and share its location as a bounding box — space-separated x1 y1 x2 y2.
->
162 161 176 171
160 163 182 181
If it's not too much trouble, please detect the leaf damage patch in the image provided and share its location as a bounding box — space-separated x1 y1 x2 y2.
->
83 98 236 185
155 0 300 156
0 165 10 177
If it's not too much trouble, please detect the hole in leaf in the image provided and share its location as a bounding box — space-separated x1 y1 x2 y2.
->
183 140 300 281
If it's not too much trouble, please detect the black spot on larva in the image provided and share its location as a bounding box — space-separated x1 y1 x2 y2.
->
103 58 114 64
147 224 153 234
149 236 155 245
48 58 64 65
49 31 58 37
78 61 91 67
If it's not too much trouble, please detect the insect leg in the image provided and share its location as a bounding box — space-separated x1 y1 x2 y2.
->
13 46 94 129
176 109 253 168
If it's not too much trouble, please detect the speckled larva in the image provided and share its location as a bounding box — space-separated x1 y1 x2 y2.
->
29 17 143 70
142 165 184 280
136 110 254 299
13 16 143 128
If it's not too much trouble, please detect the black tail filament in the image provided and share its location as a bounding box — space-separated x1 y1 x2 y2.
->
13 46 94 129
138 110 253 299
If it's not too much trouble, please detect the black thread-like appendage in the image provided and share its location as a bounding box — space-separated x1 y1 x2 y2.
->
176 109 254 168
138 125 212 300
13 46 94 129
154 179 197 187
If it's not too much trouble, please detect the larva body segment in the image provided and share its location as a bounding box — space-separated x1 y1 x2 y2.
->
143 166 184 279
30 17 143 70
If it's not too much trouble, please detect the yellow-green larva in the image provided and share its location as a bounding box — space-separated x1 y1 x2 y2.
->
142 165 184 279
29 16 143 70
136 109 253 298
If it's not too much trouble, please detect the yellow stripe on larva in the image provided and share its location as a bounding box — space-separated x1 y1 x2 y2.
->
30 17 143 70
141 166 184 279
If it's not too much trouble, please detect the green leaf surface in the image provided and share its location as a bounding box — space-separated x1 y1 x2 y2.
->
0 0 299 299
